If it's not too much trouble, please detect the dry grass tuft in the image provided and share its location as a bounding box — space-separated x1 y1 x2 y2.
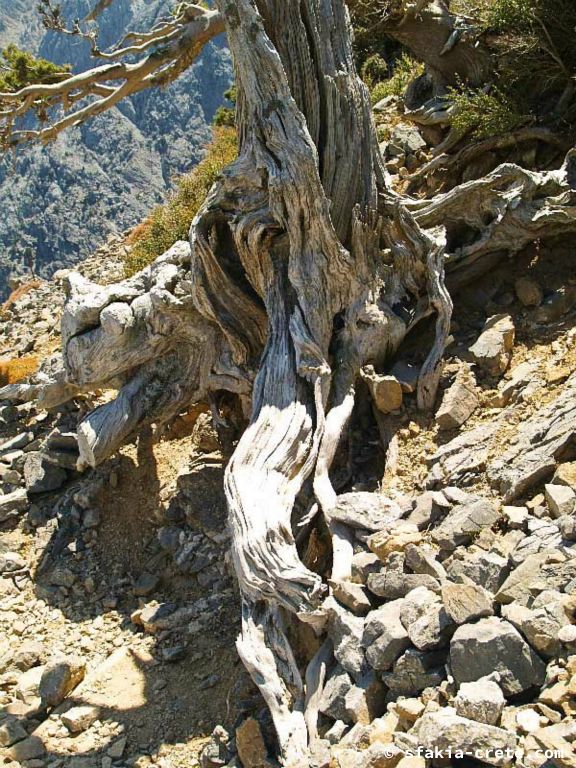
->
0 355 39 387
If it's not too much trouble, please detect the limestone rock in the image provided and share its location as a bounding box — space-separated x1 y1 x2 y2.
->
552 462 576 489
319 666 354 722
450 617 546 696
545 483 576 518
333 492 404 532
436 367 478 430
0 488 28 522
7 735 46 762
0 717 28 747
446 549 510 594
361 367 403 413
368 523 422 561
469 314 515 377
61 705 100 733
431 497 500 552
330 580 372 616
454 676 506 725
382 648 446 696
441 583 494 625
400 587 455 651
326 598 367 680
406 491 451 530
411 708 516 766
39 655 86 707
362 599 410 672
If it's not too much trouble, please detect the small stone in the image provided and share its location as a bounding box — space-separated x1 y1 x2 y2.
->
351 552 381 584
502 505 529 530
396 698 425 723
8 736 46 762
431 497 500 552
362 599 410 672
382 648 446 697
0 551 26 573
39 656 86 707
0 488 28 523
515 277 543 307
436 367 478 430
0 717 28 747
545 483 576 518
24 452 67 494
82 508 100 528
107 736 127 759
332 492 404 532
61 705 100 733
330 580 372 616
361 367 403 414
558 624 576 645
454 676 505 725
368 523 421 561
469 314 515 377
134 572 159 596
516 708 541 733
552 462 576 489
558 515 576 541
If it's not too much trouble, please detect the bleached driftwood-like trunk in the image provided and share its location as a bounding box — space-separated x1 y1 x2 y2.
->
3 1 576 764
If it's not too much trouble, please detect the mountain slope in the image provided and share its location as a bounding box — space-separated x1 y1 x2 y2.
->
0 0 232 298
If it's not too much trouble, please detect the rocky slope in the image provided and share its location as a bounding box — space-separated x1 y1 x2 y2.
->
1 221 575 767
0 0 232 299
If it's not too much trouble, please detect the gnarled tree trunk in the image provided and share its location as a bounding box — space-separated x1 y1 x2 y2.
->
3 1 576 765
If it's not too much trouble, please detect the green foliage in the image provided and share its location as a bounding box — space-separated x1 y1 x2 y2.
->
370 53 424 104
484 0 535 31
124 127 237 276
0 44 70 92
213 84 237 127
360 54 388 90
450 86 526 140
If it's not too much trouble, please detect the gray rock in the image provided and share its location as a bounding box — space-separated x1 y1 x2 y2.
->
382 648 446 696
454 676 506 725
450 617 546 696
24 452 67 494
326 597 367 680
515 277 543 307
431 497 500 552
405 543 447 581
0 551 26 573
446 549 510 594
0 431 34 454
318 666 354 722
400 587 454 651
351 551 381 584
510 518 562 565
441 582 494 625
502 505 529 530
389 123 426 155
39 655 86 707
0 488 28 522
558 514 576 541
495 551 568 605
534 285 576 323
330 580 372 616
501 590 571 659
390 361 420 393
7 736 46 762
61 705 100 733
367 568 439 600
407 491 451 530
469 314 515 377
545 483 576 518
411 708 516 766
436 367 479 430
134 572 160 596
362 599 410 671
0 717 28 747
332 492 404 531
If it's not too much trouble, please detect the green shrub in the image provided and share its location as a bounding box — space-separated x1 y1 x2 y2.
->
0 44 70 92
370 53 424 104
213 84 237 127
361 54 388 90
450 86 526 140
124 127 237 276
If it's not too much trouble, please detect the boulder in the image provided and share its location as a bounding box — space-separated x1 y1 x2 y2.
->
469 314 515 377
382 648 446 696
400 587 455 651
450 617 546 696
454 676 506 725
330 580 372 616
319 666 354 722
445 549 510 594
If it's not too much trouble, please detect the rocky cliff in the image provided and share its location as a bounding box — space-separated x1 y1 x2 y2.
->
0 0 232 298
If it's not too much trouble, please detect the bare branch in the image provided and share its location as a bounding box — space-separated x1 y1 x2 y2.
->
0 5 225 148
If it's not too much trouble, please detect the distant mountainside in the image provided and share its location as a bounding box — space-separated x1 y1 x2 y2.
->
0 0 232 298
